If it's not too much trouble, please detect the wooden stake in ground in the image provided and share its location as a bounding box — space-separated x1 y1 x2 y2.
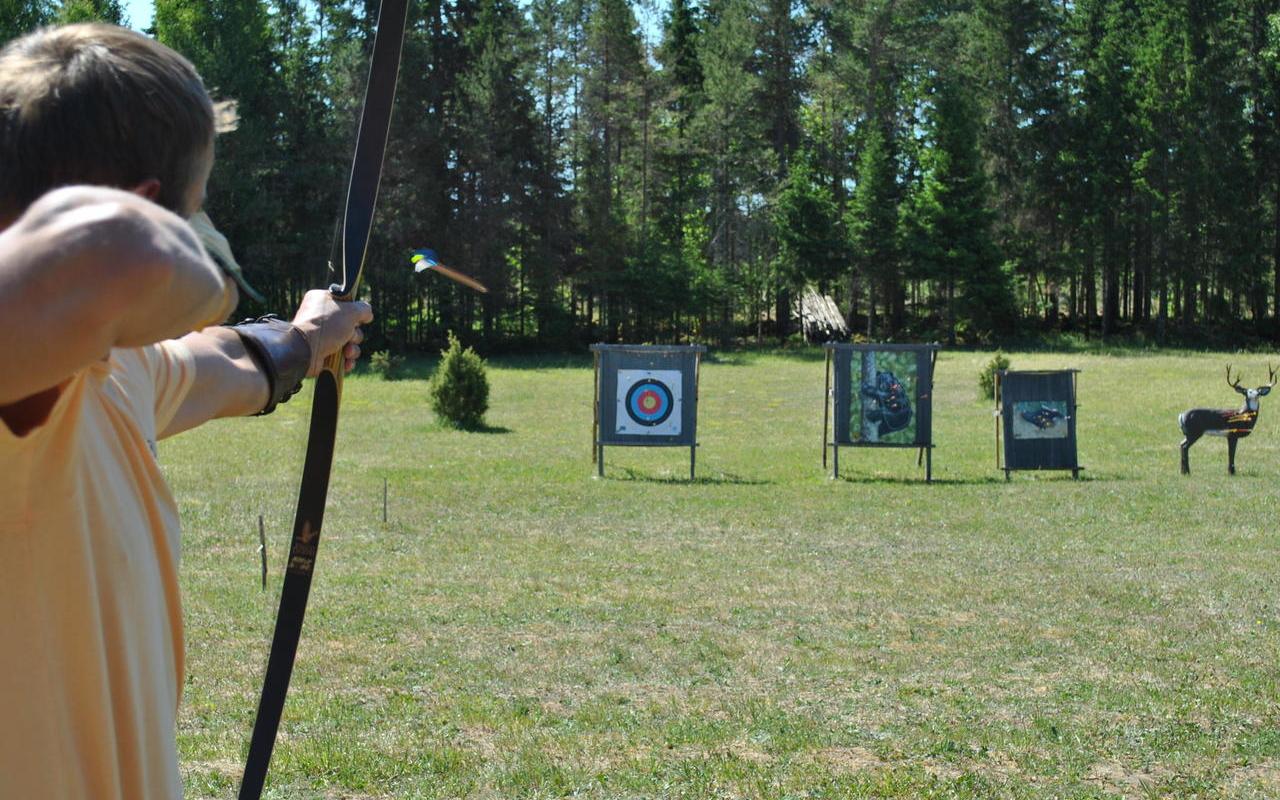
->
257 515 267 591
592 350 600 464
822 349 831 468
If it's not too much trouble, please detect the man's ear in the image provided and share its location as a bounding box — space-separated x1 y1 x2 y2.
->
129 179 162 202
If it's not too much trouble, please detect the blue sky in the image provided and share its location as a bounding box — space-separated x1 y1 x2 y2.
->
124 0 152 31
121 0 665 44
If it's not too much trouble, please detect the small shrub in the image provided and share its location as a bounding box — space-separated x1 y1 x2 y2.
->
368 350 406 381
430 332 489 428
978 352 1011 400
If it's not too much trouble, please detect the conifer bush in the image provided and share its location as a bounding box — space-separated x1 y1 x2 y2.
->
368 350 405 380
978 352 1011 400
430 332 489 428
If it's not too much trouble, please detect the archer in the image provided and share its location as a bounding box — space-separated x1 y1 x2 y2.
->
0 24 370 798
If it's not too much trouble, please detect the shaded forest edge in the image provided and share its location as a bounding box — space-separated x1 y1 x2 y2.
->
7 0 1280 351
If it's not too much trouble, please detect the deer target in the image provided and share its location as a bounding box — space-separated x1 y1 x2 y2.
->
1178 364 1276 475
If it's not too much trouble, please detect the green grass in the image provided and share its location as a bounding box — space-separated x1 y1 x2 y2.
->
165 349 1280 799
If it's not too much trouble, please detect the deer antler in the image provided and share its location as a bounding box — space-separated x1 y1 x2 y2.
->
1227 364 1243 390
1267 362 1277 388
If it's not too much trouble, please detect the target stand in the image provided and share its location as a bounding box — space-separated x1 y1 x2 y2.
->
590 344 706 479
823 343 940 482
995 369 1082 480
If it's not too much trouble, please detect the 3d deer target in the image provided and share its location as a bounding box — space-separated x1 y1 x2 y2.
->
1179 364 1276 475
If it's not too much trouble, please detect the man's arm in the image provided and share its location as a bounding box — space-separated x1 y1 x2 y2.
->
0 186 235 405
159 290 372 438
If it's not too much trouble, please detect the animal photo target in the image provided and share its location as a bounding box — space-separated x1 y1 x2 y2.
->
998 369 1081 476
616 369 683 436
1012 401 1070 440
823 343 938 480
850 350 918 444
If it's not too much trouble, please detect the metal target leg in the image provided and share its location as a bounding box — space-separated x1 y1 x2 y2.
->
597 444 604 478
833 444 839 479
926 447 932 483
690 445 696 480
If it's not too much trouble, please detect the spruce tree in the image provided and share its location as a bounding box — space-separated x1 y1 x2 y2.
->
847 126 899 337
55 0 122 25
1 0 53 42
696 0 768 340
774 150 846 292
909 76 1014 343
154 0 284 315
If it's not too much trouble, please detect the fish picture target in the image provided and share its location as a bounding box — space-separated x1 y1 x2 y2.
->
616 370 682 435
823 343 940 481
997 369 1081 478
591 344 706 479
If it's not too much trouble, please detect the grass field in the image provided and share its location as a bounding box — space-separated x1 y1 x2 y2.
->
163 349 1280 799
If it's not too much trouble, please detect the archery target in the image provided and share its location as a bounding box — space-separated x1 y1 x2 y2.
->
616 369 682 436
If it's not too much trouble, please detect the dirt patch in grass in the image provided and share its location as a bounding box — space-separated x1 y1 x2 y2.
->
180 757 241 782
1085 760 1173 798
1226 760 1280 793
813 746 884 773
458 724 500 758
726 740 773 764
920 759 965 780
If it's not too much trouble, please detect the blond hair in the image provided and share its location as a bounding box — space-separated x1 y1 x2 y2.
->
0 24 214 216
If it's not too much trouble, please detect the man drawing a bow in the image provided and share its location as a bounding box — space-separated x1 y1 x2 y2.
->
0 24 371 798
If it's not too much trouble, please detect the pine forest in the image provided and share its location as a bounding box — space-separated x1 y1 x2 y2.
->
6 0 1280 348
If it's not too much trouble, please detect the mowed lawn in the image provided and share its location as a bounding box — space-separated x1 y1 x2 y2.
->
163 349 1280 799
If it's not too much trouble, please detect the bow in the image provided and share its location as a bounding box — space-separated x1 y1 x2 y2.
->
237 1 410 796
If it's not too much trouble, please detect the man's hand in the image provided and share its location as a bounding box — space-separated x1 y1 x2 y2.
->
163 292 374 437
290 289 374 376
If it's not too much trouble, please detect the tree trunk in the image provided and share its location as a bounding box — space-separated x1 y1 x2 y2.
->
860 350 878 443
1102 213 1119 336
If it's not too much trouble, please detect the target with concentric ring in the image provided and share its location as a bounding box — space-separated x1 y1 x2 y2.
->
625 379 675 426
615 368 683 436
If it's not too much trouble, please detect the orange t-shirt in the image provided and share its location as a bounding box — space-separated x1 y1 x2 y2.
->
1 342 195 798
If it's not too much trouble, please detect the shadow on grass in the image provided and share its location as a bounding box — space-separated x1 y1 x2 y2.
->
601 467 773 485
830 470 1120 485
416 421 513 435
1177 469 1269 480
830 472 1008 486
454 422 513 435
998 469 1106 483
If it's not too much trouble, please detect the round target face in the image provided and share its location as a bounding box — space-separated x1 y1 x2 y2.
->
625 379 675 426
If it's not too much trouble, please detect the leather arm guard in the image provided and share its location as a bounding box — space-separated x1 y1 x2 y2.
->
231 315 312 416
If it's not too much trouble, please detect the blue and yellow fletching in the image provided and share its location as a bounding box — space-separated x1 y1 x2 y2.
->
408 248 488 293
411 248 441 271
